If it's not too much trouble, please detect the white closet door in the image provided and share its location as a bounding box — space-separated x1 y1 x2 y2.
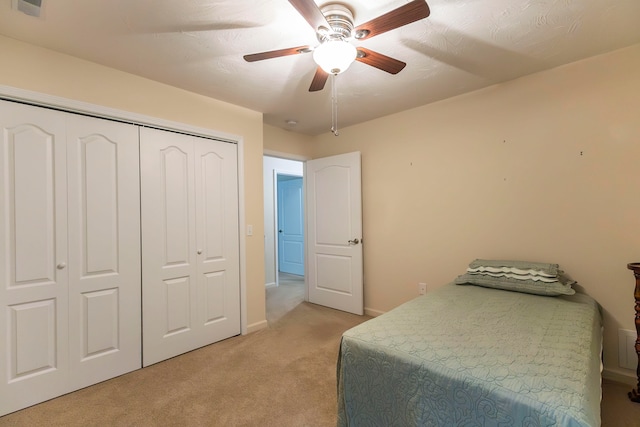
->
66 114 141 389
0 102 70 414
141 127 240 366
0 101 142 416
140 128 197 366
194 138 240 345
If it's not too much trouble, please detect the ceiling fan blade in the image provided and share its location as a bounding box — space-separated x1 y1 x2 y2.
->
354 0 430 41
288 0 331 32
243 45 312 62
356 48 406 74
309 67 329 92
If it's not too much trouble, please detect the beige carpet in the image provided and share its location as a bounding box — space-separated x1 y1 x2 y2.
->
601 378 640 427
266 273 307 324
0 277 367 427
1 276 639 426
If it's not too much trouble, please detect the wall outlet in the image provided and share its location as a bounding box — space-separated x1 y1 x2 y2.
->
418 282 427 295
618 329 637 370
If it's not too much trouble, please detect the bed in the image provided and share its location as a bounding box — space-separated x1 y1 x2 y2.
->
337 260 603 426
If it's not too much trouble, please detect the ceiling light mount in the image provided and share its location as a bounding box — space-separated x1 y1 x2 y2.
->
318 4 355 41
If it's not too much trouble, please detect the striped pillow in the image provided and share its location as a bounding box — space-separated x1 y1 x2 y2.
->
455 259 576 296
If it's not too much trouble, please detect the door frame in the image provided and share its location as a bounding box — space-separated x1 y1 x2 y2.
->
0 84 250 335
264 151 363 314
264 152 309 299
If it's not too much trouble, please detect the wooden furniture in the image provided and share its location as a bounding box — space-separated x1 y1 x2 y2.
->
627 262 640 403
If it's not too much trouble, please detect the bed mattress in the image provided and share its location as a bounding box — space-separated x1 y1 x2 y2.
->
337 283 602 426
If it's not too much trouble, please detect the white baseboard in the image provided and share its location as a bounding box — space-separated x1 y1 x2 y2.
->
602 368 637 385
364 307 385 317
245 319 268 334
265 282 276 289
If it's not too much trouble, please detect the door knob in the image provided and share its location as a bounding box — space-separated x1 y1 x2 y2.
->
278 229 283 233
348 238 360 245
57 262 66 269
197 249 202 255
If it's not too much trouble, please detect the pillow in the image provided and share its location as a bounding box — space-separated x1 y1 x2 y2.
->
466 266 559 282
454 273 575 296
456 259 576 296
468 259 560 276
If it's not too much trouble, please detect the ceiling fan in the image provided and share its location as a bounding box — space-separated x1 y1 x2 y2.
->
243 0 431 92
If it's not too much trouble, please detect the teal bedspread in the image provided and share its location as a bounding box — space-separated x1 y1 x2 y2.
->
337 283 602 426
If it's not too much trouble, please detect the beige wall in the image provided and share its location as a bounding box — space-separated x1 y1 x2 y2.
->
0 36 267 331
264 124 314 159
308 43 640 380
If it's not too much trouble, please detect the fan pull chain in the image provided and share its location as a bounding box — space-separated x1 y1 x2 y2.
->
331 73 339 136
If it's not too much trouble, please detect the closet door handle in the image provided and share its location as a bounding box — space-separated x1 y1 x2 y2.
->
197 249 202 255
57 262 66 269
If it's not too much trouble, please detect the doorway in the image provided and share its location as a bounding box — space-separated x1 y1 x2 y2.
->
263 156 304 323
263 152 364 320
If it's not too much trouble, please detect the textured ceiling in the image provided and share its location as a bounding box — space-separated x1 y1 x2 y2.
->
1 0 639 135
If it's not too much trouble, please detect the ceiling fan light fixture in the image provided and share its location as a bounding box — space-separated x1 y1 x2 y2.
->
312 40 357 75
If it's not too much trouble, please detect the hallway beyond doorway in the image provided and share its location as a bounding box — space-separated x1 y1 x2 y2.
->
266 273 304 325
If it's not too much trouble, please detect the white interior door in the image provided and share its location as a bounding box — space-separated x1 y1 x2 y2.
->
277 176 304 276
66 114 141 389
141 127 240 366
0 102 69 415
306 152 363 315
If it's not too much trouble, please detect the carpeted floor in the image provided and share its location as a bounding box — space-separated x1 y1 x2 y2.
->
602 378 640 427
1 274 639 426
0 275 367 426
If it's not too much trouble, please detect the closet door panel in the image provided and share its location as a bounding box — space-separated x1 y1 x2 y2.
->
11 129 57 285
161 146 192 267
141 127 198 366
141 129 240 366
66 114 141 389
195 139 240 339
0 102 69 415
